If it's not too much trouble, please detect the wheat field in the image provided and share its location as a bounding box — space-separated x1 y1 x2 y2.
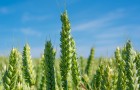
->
0 11 140 90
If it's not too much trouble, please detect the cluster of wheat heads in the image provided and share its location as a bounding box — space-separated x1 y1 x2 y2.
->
0 11 140 90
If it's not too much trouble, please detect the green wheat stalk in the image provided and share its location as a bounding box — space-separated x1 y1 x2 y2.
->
44 41 56 90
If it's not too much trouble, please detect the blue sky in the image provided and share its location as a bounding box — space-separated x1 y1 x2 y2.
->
0 0 140 58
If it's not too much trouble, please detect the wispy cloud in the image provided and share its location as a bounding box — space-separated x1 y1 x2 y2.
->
95 45 118 57
30 47 44 58
125 26 140 38
94 26 127 39
20 28 41 37
0 49 10 56
76 44 120 57
95 33 123 39
73 9 124 31
95 39 118 46
0 7 9 14
22 13 49 22
95 41 124 57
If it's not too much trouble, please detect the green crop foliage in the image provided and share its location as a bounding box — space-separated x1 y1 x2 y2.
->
38 55 46 90
1 10 140 90
91 64 104 90
81 75 92 90
60 10 73 90
115 47 126 90
16 52 24 90
3 48 20 90
101 65 111 90
71 38 81 90
134 53 140 89
22 44 35 87
55 70 62 90
123 40 138 90
85 48 94 77
111 70 117 90
79 56 84 75
44 41 56 90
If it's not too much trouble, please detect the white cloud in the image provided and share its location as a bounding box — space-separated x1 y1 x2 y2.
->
0 49 10 56
95 45 116 57
76 44 118 58
73 9 124 31
93 42 123 57
0 7 9 14
0 47 44 58
95 40 117 46
94 26 127 39
95 33 123 39
20 28 41 37
22 13 48 22
125 26 140 38
30 47 44 58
